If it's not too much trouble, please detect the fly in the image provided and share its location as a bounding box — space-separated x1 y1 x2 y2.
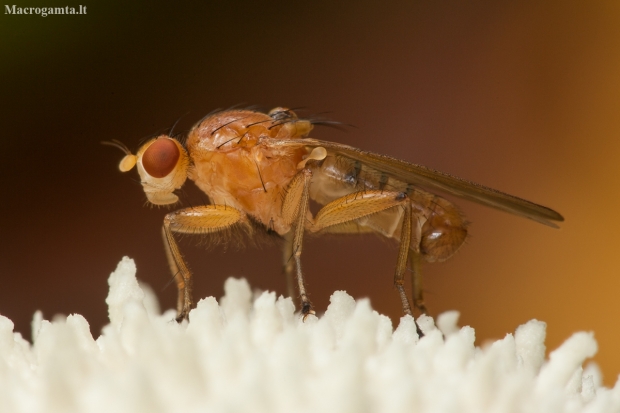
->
104 107 563 322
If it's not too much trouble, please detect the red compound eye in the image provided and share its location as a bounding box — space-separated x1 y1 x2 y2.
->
142 138 180 178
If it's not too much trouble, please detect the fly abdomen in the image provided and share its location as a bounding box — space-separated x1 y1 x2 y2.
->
417 195 468 263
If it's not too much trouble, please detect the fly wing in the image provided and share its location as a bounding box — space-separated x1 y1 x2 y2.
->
273 138 564 228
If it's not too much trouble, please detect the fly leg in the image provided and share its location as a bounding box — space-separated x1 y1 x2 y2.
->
410 252 428 314
309 190 416 316
281 231 296 300
162 205 244 322
400 217 426 338
393 201 414 316
281 169 314 317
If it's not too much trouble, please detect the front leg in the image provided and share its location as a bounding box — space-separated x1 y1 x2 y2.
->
162 205 244 321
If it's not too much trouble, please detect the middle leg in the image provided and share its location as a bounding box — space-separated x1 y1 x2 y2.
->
281 168 314 317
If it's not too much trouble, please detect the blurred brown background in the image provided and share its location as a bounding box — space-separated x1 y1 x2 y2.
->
2 1 620 384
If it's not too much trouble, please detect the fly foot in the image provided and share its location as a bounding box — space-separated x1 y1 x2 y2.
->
301 301 315 322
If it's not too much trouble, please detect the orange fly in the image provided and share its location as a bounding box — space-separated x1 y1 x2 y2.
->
105 108 563 321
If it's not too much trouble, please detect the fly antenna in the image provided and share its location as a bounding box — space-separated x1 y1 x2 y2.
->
101 139 132 155
101 140 137 172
